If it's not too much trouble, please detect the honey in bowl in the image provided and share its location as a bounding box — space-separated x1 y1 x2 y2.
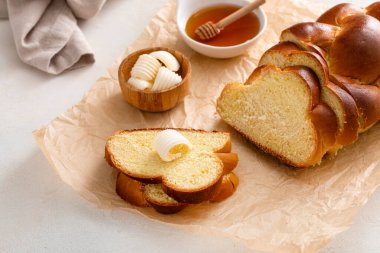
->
185 4 261 47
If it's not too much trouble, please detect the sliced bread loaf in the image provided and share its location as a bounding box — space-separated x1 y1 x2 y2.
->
105 129 236 204
217 65 338 167
259 42 359 149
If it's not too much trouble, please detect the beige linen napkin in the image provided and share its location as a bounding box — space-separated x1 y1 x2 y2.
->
0 0 107 74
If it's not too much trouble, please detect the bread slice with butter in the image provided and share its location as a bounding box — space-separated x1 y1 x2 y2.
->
105 129 237 204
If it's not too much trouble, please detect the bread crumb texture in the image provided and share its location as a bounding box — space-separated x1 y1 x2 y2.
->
218 67 317 164
108 130 228 190
144 184 178 204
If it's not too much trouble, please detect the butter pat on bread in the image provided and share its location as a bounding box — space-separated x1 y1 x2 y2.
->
105 129 238 204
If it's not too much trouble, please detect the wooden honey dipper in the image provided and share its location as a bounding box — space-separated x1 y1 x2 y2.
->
195 0 266 41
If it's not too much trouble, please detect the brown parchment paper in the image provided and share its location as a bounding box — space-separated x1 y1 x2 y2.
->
33 0 380 252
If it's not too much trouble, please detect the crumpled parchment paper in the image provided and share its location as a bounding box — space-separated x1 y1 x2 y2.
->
33 0 380 252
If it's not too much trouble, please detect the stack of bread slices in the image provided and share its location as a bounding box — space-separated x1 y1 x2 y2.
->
105 129 239 214
217 2 380 167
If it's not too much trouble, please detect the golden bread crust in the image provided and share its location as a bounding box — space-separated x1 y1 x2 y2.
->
331 75 380 132
366 2 380 20
329 15 380 84
259 42 330 86
280 22 338 52
210 172 239 202
317 3 364 25
115 172 239 214
115 172 149 207
324 82 359 146
317 2 380 26
162 175 223 204
310 102 338 155
283 3 380 85
215 153 239 174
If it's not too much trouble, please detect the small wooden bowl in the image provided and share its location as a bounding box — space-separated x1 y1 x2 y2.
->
118 47 191 112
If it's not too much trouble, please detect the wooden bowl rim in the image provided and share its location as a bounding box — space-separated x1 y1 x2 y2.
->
118 47 191 94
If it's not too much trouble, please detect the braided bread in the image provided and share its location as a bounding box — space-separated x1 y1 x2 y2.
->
217 2 380 167
281 2 380 85
281 2 380 131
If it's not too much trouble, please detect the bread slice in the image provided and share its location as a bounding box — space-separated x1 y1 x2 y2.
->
116 172 149 207
116 172 239 214
144 183 188 214
259 42 359 149
105 129 236 204
217 65 338 167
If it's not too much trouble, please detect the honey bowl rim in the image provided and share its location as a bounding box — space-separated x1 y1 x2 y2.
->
118 47 191 94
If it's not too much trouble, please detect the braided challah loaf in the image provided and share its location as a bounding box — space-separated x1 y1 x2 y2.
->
281 3 380 85
217 2 380 167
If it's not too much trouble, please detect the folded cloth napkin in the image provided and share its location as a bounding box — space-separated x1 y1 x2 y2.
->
0 0 107 75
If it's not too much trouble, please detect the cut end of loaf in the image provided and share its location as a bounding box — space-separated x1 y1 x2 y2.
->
259 42 359 148
217 66 322 167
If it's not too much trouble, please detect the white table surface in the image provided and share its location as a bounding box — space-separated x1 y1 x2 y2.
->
1 0 379 252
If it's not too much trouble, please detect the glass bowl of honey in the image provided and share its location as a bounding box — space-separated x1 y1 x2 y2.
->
176 0 267 58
